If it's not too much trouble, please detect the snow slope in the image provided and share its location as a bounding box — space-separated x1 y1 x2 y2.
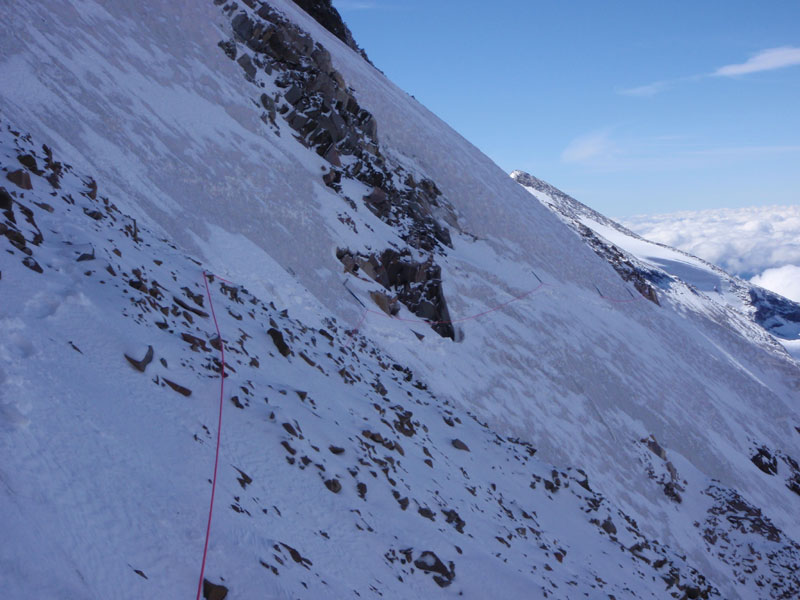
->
2 1 800 598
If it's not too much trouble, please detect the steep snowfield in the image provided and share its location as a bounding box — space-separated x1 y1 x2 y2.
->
1 125 732 599
2 1 800 598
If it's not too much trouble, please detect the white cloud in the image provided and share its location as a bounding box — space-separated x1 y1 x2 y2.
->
618 80 672 97
620 46 800 97
560 129 800 172
561 130 616 163
622 206 800 298
751 265 800 303
333 1 403 10
332 1 376 10
714 46 800 77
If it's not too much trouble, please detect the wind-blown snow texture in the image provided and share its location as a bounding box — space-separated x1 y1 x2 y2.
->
1 2 799 598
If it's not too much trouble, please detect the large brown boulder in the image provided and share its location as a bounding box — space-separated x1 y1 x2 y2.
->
203 579 228 600
6 169 32 190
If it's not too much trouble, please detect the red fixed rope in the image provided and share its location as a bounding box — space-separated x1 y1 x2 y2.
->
196 272 226 600
194 270 640 591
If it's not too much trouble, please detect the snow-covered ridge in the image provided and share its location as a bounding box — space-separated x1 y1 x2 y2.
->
512 169 800 357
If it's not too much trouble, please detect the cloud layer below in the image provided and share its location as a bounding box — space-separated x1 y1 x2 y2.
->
622 205 800 301
751 265 800 303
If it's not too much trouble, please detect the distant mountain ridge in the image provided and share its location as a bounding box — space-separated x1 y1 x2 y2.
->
512 169 800 356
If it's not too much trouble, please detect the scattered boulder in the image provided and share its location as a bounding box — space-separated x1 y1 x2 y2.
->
417 507 435 520
601 518 617 535
181 332 210 352
85 178 98 199
324 478 341 493
6 169 32 190
237 53 257 79
17 154 40 173
280 542 313 567
451 439 470 452
235 468 252 489
164 378 192 397
0 187 12 210
203 579 228 600
413 551 455 587
322 168 341 187
643 435 667 460
124 345 154 372
231 12 253 41
174 297 209 318
442 509 466 533
267 327 291 356
22 256 43 273
369 290 396 316
218 39 237 60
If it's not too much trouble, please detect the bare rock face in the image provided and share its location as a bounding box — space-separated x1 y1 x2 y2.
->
216 0 461 341
289 0 372 64
338 248 455 339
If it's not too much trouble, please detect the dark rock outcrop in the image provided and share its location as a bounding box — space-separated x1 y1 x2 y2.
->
268 327 291 356
338 248 454 339
748 287 800 336
216 1 461 339
0 187 12 210
751 446 778 476
575 222 662 304
289 0 372 64
511 170 662 304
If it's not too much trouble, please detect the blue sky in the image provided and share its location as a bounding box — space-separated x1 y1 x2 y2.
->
332 0 800 217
